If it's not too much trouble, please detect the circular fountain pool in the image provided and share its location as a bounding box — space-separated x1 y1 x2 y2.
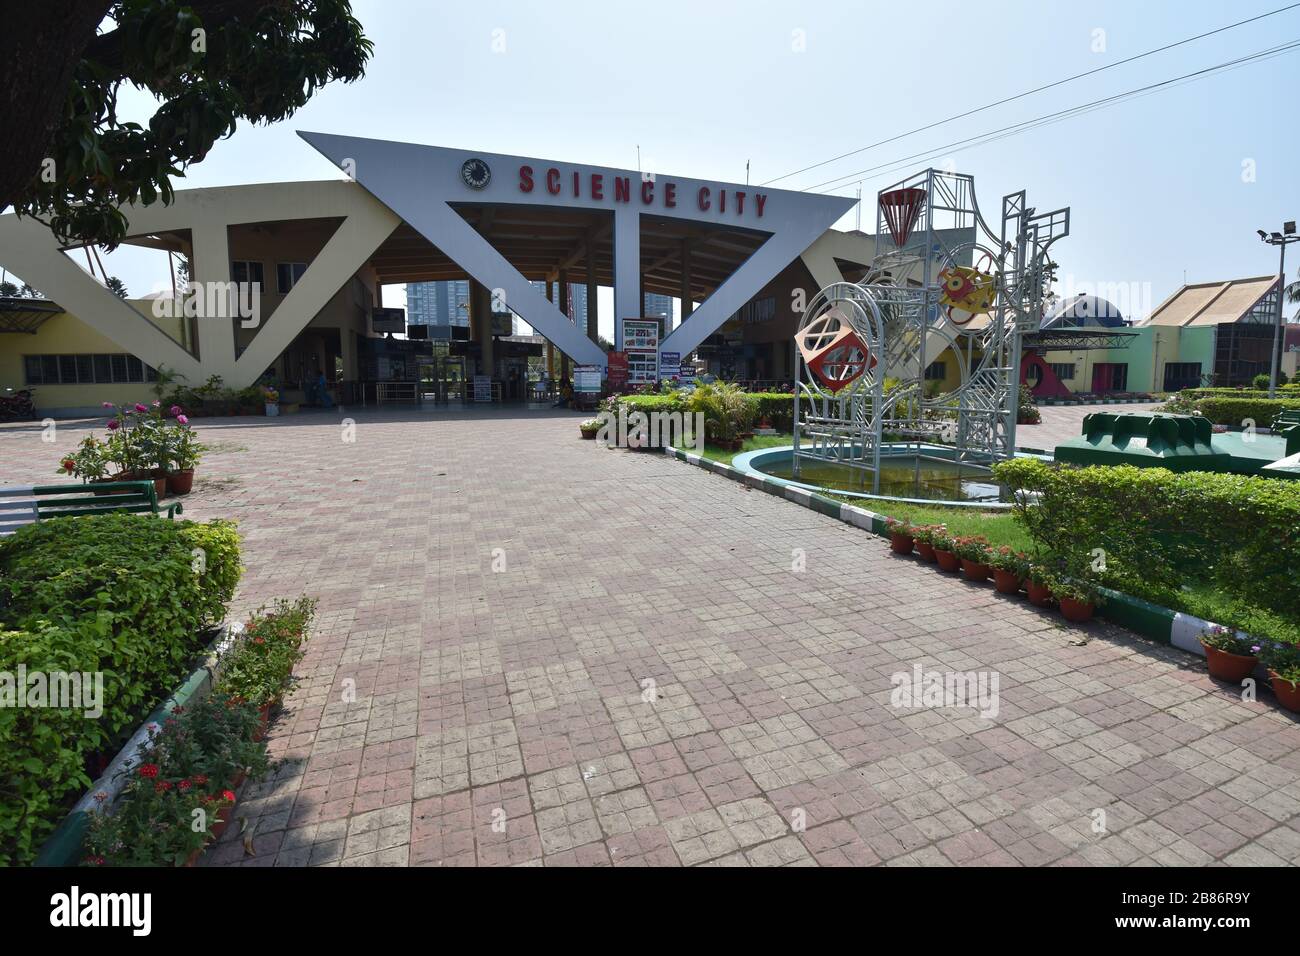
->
732 443 1049 508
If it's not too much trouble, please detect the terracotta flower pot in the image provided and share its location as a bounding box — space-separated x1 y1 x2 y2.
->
580 429 598 440
916 542 936 563
934 549 960 572
1058 596 1095 622
1201 643 1258 683
993 569 1023 594
960 559 991 582
1270 671 1300 712
1026 581 1053 606
167 469 195 495
889 532 914 555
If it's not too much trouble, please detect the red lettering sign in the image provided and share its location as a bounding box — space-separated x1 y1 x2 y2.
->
518 165 534 193
755 194 767 217
664 182 677 208
641 179 654 204
697 186 711 211
591 173 603 200
614 177 631 203
546 168 561 195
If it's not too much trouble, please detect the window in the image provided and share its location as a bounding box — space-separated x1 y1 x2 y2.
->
22 354 157 385
276 262 307 294
231 260 264 287
1049 362 1075 381
924 361 946 381
1163 362 1203 391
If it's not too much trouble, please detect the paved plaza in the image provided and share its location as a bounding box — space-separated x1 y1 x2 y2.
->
4 402 1300 867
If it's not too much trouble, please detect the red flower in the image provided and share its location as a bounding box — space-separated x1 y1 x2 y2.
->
178 779 192 791
154 780 173 793
61 459 75 472
253 636 265 645
221 790 236 802
137 764 159 779
193 774 208 786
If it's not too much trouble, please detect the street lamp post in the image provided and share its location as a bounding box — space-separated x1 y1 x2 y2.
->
1259 222 1299 399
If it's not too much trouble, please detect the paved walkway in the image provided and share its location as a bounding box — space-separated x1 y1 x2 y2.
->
3 402 1299 867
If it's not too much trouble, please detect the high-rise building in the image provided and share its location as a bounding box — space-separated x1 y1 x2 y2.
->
529 280 588 329
406 280 470 328
644 292 673 331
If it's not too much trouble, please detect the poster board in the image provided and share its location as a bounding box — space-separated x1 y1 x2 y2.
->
373 307 406 334
573 365 602 394
607 351 629 390
658 351 681 382
623 319 661 352
472 375 493 402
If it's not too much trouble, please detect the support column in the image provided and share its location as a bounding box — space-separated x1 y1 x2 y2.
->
558 267 570 380
586 230 599 346
613 207 640 349
470 280 493 377
544 278 555 378
680 238 693 321
189 221 237 379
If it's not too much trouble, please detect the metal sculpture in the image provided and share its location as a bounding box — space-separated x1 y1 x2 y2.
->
792 167 1070 492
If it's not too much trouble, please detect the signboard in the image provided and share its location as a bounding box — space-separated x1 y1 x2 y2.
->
373 307 406 334
623 319 660 352
607 351 629 390
680 364 696 381
627 351 658 385
658 351 681 382
573 365 602 394
472 375 492 402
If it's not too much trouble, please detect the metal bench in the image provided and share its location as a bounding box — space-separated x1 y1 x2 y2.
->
0 481 182 536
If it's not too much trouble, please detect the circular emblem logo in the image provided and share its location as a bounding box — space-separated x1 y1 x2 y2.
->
461 158 491 190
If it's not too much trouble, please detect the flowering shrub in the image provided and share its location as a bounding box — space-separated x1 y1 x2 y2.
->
1199 624 1260 658
216 597 316 708
987 545 1030 577
884 517 915 537
951 535 991 563
83 692 267 867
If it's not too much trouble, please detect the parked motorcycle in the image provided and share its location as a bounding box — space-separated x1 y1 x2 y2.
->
0 387 36 422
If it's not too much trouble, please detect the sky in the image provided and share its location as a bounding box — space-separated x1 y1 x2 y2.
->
35 0 1300 337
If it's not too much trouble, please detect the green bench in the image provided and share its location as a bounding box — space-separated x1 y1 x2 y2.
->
0 481 182 536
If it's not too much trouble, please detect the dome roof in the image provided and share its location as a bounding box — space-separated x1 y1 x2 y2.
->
1046 294 1125 328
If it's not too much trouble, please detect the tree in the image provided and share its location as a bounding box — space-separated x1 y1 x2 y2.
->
1 1 372 250
106 276 128 298
0 282 18 298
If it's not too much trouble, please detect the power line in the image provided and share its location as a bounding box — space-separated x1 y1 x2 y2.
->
804 38 1300 195
763 2 1300 187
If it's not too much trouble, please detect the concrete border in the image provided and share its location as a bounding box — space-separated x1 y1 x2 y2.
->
33 622 242 867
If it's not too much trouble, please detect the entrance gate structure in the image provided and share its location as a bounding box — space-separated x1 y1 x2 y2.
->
792 168 1070 492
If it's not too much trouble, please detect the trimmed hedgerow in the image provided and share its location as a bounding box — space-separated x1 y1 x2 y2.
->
615 392 795 432
0 514 241 865
1190 397 1300 427
992 459 1300 633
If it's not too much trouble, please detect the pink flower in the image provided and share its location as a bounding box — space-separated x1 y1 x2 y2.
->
176 414 189 425
152 400 161 407
134 403 148 413
101 401 114 409
106 419 120 431
169 405 182 417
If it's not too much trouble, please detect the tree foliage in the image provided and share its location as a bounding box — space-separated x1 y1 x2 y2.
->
2 0 372 249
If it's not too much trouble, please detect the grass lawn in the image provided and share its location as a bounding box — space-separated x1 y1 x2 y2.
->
674 432 792 463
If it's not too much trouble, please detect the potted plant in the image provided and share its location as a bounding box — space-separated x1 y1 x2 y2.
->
579 418 602 440
1199 624 1261 683
1263 644 1300 712
988 546 1028 595
1051 575 1104 622
911 525 939 563
954 535 992 582
263 386 280 417
885 517 914 555
1025 565 1054 607
166 412 204 495
56 435 110 487
931 529 960 572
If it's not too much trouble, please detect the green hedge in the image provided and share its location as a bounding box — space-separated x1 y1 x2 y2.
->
615 392 795 432
992 459 1300 631
0 514 241 865
1190 397 1300 426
